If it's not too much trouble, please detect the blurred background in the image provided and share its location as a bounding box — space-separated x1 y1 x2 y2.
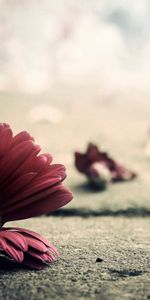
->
0 0 150 94
0 0 150 191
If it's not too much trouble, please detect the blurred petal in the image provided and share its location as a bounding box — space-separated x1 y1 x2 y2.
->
75 143 137 188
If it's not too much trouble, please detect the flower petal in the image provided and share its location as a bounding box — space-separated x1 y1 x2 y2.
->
0 123 73 223
0 127 13 157
0 230 28 251
0 237 7 251
0 141 37 186
9 227 59 251
0 227 59 269
12 131 34 147
5 244 24 263
3 186 73 222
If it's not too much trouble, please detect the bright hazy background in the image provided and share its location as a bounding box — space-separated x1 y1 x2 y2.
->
0 0 150 98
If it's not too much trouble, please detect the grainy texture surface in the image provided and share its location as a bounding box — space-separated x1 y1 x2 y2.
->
0 90 150 300
1 216 150 300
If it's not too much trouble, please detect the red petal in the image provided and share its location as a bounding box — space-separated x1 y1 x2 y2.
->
0 127 13 157
2 177 62 214
0 141 37 185
12 131 34 147
2 145 41 185
4 186 73 221
9 227 58 250
0 230 28 251
27 250 51 262
5 244 24 263
23 236 48 252
0 237 7 251
3 172 37 197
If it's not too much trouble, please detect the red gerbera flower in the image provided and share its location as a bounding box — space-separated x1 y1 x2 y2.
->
75 143 136 189
0 227 59 269
0 123 73 268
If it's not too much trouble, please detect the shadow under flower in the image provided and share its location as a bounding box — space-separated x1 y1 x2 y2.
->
48 207 150 218
0 256 24 272
71 182 107 193
72 179 135 194
0 255 53 272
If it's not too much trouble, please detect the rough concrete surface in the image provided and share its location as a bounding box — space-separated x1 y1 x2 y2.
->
0 90 150 300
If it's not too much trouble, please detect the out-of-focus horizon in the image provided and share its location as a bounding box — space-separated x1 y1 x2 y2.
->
0 0 150 98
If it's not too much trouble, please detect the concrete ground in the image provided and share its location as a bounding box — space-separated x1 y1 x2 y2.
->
0 88 150 300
